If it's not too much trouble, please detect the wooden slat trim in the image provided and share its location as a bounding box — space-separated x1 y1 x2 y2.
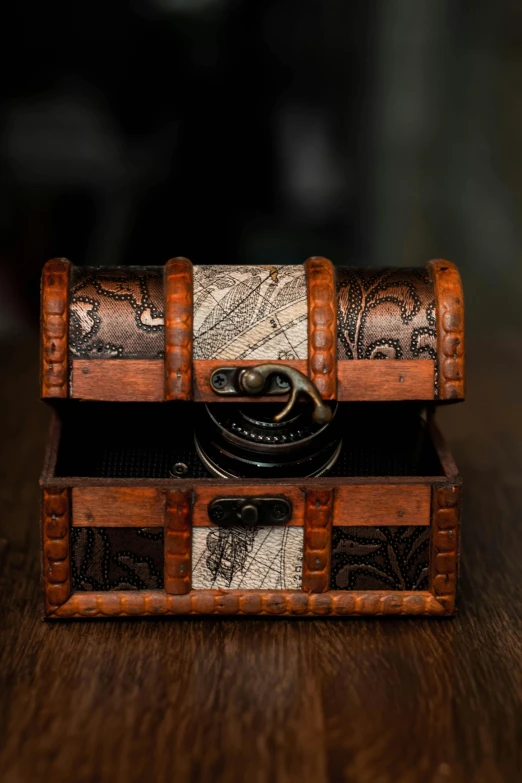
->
41 258 70 398
48 589 446 618
165 489 192 595
302 489 334 593
165 257 193 401
334 485 431 526
42 488 71 614
427 417 460 481
71 487 165 526
71 359 164 401
71 357 435 402
337 359 435 401
305 257 337 399
192 486 305 527
427 259 465 400
430 485 461 615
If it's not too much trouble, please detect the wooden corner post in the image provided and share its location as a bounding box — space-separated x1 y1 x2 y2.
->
427 259 465 401
41 258 71 398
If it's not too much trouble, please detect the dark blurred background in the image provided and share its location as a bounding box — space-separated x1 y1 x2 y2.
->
1 0 521 338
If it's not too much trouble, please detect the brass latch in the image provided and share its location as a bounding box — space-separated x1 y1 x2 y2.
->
209 363 332 424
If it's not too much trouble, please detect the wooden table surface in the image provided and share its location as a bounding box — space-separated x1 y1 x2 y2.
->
1 335 521 783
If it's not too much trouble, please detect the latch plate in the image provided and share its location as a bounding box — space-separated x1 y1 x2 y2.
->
208 495 293 527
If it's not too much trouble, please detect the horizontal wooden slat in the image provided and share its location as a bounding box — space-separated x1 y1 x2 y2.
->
49 589 448 618
193 485 305 527
71 360 164 402
334 485 430 526
72 487 165 526
71 357 435 402
337 359 435 401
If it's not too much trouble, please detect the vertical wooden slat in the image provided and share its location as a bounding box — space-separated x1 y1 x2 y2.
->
302 488 335 593
40 258 70 398
164 257 193 401
430 485 461 615
165 489 192 594
427 259 465 401
305 256 337 399
42 488 71 615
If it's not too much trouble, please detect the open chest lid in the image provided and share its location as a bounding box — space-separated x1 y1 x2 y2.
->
40 257 464 406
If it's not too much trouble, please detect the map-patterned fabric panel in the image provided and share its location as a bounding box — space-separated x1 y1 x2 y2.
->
192 526 303 590
71 527 164 591
336 267 436 360
330 526 430 591
193 265 308 361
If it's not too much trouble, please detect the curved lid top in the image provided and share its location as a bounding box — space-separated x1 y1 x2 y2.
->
40 257 464 404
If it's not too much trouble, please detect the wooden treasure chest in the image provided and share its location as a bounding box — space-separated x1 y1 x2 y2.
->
40 257 464 618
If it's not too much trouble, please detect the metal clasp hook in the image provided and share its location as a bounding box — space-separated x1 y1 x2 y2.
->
209 363 332 424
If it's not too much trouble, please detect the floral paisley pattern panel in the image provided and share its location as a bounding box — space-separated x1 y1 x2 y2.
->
71 527 164 591
193 265 308 361
192 526 304 590
335 268 436 360
330 526 430 591
69 266 165 359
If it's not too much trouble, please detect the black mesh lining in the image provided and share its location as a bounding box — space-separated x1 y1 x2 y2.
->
54 402 443 479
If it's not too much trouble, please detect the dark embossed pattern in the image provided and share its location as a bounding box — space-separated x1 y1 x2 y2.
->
330 526 430 591
71 527 164 591
336 267 436 360
69 266 164 359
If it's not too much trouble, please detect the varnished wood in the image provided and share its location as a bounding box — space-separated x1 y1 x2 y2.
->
302 488 334 593
49 589 444 618
337 358 435 400
192 485 305 526
334 484 431 526
66 483 431 529
2 337 521 781
164 257 193 401
71 359 164 401
427 259 465 400
305 256 337 399
72 356 436 404
165 489 192 595
430 484 461 614
71 487 164 527
41 487 70 613
40 258 70 398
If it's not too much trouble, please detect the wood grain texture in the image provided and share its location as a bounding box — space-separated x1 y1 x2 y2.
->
40 258 70 398
42 487 70 614
71 359 164 401
3 336 522 782
192 485 305 526
431 484 461 614
334 484 431 526
427 259 465 400
49 589 444 618
302 489 334 593
71 487 164 527
165 257 193 401
305 257 337 399
165 489 192 595
337 358 435 400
